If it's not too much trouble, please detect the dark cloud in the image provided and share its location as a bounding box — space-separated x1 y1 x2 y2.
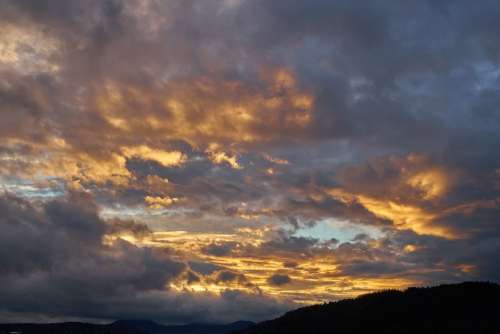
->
283 261 299 269
327 228 500 283
260 236 320 258
188 261 224 276
0 192 180 317
267 274 292 286
0 193 290 323
185 271 201 285
106 218 151 238
202 242 236 257
215 271 243 284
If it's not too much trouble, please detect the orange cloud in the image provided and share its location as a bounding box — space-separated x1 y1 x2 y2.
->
326 188 456 239
407 168 449 200
122 145 186 167
206 143 242 169
145 195 180 208
95 70 314 150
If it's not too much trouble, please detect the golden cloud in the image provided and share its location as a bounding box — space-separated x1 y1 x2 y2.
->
407 168 449 200
122 145 186 167
206 143 242 169
326 187 456 239
96 69 314 149
0 22 61 74
145 195 181 208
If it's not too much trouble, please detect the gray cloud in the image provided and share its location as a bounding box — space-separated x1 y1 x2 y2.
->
202 242 236 257
0 193 291 323
267 274 292 286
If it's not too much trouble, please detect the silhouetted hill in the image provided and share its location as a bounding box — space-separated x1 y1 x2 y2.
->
114 320 254 334
0 321 142 334
0 320 254 334
235 282 500 334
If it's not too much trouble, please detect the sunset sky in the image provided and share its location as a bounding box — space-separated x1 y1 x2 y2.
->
1 0 500 325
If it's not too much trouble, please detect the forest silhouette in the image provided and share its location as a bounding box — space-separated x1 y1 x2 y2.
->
236 282 500 334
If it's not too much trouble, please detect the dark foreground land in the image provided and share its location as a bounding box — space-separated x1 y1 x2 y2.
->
0 320 254 334
236 281 500 334
1 282 499 334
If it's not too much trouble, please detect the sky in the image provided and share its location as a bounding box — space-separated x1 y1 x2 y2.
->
1 0 500 325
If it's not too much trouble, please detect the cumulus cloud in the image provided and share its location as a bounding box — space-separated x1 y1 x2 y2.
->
0 193 291 323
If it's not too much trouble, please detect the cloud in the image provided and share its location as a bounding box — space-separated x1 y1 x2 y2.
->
0 193 291 323
0 192 181 314
267 274 292 286
202 242 236 257
215 271 244 284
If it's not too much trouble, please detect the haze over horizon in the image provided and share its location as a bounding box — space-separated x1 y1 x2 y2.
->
1 0 500 325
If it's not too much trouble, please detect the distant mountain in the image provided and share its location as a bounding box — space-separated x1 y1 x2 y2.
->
0 320 254 334
0 321 142 334
113 320 254 334
235 282 500 334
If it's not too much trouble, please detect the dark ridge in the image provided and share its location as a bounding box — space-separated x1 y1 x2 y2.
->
0 322 142 334
234 282 500 334
0 320 255 334
113 319 254 334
